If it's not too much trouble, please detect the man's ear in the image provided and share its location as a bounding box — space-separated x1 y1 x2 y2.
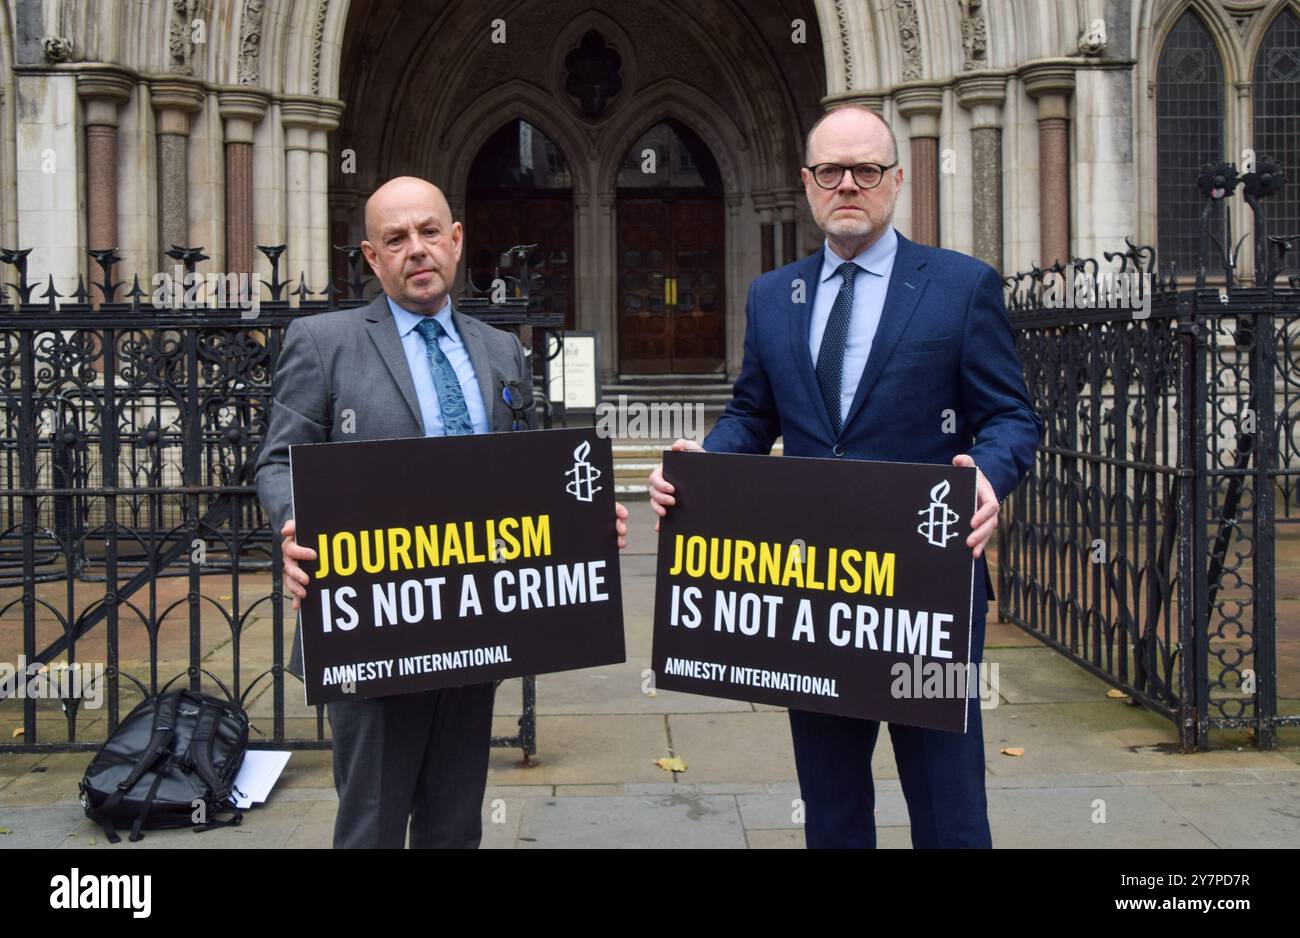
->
450 221 464 263
360 239 379 275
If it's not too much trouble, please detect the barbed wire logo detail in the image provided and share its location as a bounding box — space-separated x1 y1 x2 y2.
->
565 440 602 502
917 480 959 547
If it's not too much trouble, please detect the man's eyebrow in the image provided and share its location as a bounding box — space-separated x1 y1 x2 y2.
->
380 216 440 237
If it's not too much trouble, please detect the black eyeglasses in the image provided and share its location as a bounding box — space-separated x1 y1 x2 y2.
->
804 162 898 190
501 380 529 431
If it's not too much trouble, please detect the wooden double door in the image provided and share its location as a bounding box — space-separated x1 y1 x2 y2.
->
617 197 725 374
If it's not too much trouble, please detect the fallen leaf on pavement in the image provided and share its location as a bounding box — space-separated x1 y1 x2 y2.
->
1106 689 1127 699
654 756 687 773
10 728 22 738
1001 747 1025 757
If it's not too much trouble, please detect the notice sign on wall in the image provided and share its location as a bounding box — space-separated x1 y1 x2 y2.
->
650 452 977 732
290 428 625 706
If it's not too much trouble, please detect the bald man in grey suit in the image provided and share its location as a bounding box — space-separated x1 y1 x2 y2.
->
256 177 627 848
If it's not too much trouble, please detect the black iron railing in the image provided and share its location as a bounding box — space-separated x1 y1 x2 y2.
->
999 157 1298 750
0 243 563 759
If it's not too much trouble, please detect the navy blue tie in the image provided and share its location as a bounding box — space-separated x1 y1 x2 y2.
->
413 317 475 436
815 261 860 436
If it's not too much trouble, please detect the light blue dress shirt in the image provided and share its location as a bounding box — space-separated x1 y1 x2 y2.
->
807 226 899 426
388 296 490 436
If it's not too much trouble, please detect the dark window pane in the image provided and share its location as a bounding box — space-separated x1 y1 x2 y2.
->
1254 10 1300 246
467 120 572 191
617 119 723 191
1156 10 1224 274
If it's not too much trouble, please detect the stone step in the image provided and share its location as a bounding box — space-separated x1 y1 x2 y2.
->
610 373 730 383
609 441 784 500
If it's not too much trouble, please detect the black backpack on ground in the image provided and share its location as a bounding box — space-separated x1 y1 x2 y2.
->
79 688 250 843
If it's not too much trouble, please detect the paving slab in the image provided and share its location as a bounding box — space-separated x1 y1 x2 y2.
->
988 646 1123 704
986 785 1218 848
516 793 747 849
663 711 801 783
1146 782 1300 848
486 713 670 786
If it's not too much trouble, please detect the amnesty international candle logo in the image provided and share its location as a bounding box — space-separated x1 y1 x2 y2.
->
917 480 960 547
565 440 602 502
650 452 979 732
290 428 625 705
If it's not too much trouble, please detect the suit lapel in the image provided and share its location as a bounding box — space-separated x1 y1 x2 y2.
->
787 249 836 440
452 309 498 427
363 294 424 430
840 233 930 432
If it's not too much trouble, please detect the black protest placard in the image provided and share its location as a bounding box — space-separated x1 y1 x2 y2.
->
650 452 978 732
290 428 624 706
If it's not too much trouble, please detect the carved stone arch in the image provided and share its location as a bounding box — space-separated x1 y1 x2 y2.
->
863 0 904 88
544 10 640 126
1006 0 1077 62
815 0 866 93
233 0 269 86
383 0 539 194
1242 0 1300 76
275 0 336 96
921 0 964 79
594 80 750 198
977 0 1014 69
439 79 597 210
1149 0 1246 85
888 0 926 84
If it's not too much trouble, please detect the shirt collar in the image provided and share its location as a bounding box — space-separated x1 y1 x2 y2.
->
820 225 899 282
388 295 459 344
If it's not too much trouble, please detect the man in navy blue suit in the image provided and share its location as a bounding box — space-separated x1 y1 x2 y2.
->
648 105 1041 849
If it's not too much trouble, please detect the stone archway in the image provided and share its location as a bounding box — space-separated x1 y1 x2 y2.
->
330 0 826 379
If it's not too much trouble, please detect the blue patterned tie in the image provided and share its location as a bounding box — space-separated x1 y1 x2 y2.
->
414 317 475 436
815 261 861 436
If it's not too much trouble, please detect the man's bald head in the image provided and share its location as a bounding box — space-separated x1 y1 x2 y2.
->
360 175 463 315
804 105 898 168
364 176 454 244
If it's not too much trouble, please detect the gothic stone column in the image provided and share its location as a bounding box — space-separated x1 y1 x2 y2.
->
1023 63 1076 267
218 89 269 277
76 70 134 290
956 72 1009 270
149 79 205 266
894 84 944 247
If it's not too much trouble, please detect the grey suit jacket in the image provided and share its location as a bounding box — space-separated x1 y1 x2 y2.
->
255 292 538 677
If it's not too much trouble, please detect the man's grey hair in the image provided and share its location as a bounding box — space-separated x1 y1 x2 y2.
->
803 104 900 167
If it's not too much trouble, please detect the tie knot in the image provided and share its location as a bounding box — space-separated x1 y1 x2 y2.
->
837 261 860 284
414 316 446 341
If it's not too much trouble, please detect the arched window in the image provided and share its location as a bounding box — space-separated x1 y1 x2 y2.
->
465 120 574 327
1253 9 1300 244
617 120 722 193
1156 10 1225 274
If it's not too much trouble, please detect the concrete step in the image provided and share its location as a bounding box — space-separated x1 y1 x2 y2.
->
609 441 784 500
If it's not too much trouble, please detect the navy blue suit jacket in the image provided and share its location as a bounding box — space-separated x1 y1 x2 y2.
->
702 231 1042 623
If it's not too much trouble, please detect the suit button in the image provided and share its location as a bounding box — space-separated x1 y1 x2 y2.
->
832 444 845 457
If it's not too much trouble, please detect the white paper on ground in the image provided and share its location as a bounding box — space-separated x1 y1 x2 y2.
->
231 751 292 809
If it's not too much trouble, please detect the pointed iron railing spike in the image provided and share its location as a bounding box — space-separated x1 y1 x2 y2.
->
291 272 311 302
41 274 62 311
126 273 146 311
320 280 340 304
72 275 90 304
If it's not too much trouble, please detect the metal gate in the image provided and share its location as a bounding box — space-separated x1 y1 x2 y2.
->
998 160 1298 749
0 244 561 756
